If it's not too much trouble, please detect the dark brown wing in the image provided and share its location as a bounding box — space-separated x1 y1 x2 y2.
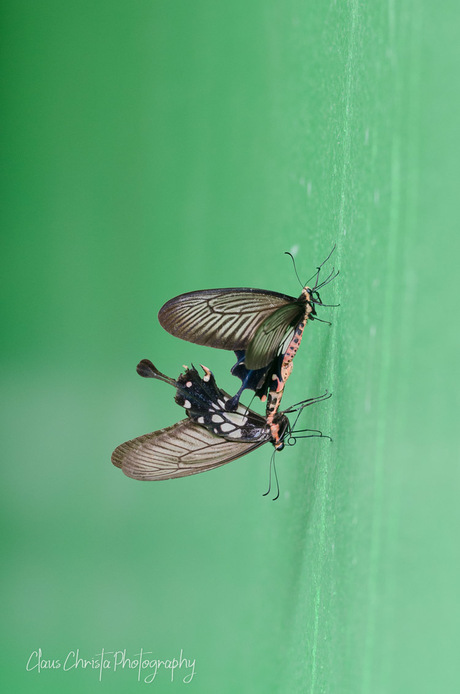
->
158 288 295 350
111 418 266 481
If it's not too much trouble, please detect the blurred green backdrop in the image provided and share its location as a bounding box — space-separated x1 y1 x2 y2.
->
2 1 459 692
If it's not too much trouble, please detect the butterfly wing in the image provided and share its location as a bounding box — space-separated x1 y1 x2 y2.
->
244 303 304 369
158 288 296 350
111 418 265 481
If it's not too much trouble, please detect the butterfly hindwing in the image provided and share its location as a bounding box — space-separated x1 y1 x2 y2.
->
244 302 305 370
174 364 272 441
112 418 265 481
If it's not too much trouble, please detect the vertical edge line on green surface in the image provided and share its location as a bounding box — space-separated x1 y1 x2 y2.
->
361 136 402 692
361 0 423 687
359 0 400 684
337 0 359 247
309 1 359 691
379 2 424 687
309 459 329 694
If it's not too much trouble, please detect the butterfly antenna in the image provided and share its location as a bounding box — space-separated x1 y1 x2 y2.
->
313 266 340 292
318 243 337 269
304 243 337 287
271 458 280 501
285 251 305 291
262 450 280 501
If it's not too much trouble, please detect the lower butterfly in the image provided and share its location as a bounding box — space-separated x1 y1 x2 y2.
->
111 360 331 482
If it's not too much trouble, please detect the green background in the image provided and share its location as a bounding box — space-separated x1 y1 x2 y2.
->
2 1 459 692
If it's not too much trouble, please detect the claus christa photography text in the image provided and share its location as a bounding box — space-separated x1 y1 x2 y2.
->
25 647 196 684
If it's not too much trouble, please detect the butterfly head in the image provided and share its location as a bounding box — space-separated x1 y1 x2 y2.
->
270 413 290 451
301 286 318 318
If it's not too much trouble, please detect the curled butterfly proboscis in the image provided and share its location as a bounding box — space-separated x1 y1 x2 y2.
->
111 359 331 482
158 247 339 411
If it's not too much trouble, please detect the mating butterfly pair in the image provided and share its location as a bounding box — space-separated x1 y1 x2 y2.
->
112 249 338 487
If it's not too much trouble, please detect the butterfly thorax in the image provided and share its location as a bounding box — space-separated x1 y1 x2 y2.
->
301 285 316 314
175 366 271 443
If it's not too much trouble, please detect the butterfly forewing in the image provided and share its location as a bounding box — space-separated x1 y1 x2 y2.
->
158 288 295 350
112 418 265 481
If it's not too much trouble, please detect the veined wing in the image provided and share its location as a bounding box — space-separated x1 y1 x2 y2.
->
245 303 304 370
111 418 266 481
158 288 295 350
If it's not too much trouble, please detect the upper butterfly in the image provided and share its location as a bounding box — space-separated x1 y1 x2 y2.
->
158 248 338 410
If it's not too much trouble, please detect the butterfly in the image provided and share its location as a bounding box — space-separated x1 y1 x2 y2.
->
111 359 330 484
158 248 338 413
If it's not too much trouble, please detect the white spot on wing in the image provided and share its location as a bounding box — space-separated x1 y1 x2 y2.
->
212 414 224 423
225 412 247 426
183 400 191 409
220 423 235 433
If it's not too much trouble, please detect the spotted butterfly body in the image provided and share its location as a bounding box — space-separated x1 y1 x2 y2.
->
171 362 280 443
111 360 291 482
